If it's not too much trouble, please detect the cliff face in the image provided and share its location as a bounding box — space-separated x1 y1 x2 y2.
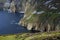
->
3 0 60 13
18 0 60 32
3 0 28 13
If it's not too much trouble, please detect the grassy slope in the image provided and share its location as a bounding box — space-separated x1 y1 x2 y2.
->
0 31 60 40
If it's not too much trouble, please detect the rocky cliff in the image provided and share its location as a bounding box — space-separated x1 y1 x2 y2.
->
4 0 27 13
3 0 60 32
19 0 60 32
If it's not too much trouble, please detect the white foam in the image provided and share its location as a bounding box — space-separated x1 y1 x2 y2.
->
19 11 25 13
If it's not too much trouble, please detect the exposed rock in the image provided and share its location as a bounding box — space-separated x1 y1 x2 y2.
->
3 2 10 11
27 23 33 30
18 0 60 32
10 1 16 13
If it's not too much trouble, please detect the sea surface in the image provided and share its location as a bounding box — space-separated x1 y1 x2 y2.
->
0 11 28 35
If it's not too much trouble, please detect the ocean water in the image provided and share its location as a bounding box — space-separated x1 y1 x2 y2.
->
0 11 28 35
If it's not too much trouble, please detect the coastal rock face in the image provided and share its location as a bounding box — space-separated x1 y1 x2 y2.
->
19 15 60 32
10 1 16 13
4 0 16 13
19 0 60 32
3 0 60 13
3 0 27 13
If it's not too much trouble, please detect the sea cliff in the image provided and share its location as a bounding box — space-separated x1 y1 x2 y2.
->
19 0 60 32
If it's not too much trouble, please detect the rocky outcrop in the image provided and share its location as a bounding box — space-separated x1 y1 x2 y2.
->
3 0 60 13
10 1 16 13
19 14 60 32
3 0 28 13
3 0 16 13
18 0 60 32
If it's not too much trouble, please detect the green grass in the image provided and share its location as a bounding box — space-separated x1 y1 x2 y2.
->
0 31 60 40
0 35 16 40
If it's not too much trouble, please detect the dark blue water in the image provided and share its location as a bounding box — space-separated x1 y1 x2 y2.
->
0 11 28 35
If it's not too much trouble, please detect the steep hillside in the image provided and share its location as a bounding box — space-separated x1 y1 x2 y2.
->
19 0 60 32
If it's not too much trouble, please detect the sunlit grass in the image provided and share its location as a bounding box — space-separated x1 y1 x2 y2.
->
0 31 60 40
